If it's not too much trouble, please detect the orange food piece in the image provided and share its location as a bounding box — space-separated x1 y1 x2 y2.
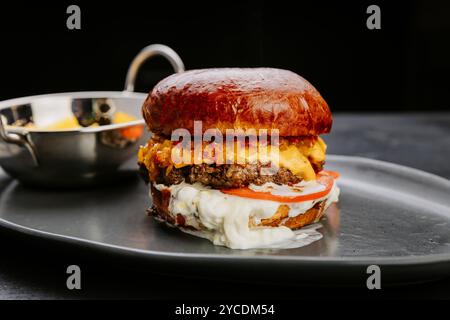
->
120 125 143 140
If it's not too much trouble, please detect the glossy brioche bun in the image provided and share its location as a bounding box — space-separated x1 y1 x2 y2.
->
149 185 327 231
142 68 332 137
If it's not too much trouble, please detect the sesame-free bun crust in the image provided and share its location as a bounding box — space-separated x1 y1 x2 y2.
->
142 68 332 137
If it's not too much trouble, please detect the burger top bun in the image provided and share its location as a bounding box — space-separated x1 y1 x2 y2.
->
142 68 332 137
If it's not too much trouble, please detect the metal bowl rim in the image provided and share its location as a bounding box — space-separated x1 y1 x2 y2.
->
0 91 147 134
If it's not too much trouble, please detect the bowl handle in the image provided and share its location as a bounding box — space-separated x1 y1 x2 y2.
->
123 44 185 92
0 117 39 166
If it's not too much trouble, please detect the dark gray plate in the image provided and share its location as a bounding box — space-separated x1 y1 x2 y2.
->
1 155 450 285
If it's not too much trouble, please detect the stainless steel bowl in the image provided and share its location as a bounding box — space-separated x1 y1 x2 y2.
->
0 44 185 187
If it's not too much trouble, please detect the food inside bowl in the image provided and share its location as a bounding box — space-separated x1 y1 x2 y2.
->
9 111 138 130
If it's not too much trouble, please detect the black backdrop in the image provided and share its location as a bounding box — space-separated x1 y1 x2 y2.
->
0 0 449 112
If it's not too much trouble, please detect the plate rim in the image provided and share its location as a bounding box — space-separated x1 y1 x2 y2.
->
1 154 450 267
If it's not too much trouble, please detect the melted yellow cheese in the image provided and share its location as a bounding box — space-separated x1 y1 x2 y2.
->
139 137 327 181
278 145 316 180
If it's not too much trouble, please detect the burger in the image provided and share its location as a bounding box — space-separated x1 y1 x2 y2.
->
138 68 340 249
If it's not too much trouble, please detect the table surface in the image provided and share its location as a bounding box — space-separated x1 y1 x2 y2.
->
0 112 449 300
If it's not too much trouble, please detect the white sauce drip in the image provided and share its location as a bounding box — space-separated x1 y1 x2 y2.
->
153 181 339 249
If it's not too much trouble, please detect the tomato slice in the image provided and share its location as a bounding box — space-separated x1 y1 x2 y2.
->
220 171 339 203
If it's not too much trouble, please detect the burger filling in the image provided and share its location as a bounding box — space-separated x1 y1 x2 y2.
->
138 134 327 188
151 177 339 249
139 133 339 249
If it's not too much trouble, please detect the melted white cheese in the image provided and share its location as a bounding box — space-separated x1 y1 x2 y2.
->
153 181 339 249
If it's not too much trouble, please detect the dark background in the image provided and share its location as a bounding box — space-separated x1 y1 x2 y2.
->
0 0 449 112
1 1 450 301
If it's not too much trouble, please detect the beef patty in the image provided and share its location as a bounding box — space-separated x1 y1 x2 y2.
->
140 160 324 189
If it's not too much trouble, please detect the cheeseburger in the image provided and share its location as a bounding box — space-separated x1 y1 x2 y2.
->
138 68 339 249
